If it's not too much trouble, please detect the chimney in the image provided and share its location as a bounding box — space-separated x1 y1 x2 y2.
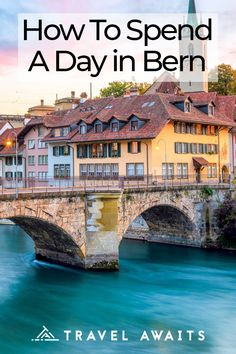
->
130 86 139 96
40 99 44 106
71 91 75 98
123 89 131 98
80 92 88 104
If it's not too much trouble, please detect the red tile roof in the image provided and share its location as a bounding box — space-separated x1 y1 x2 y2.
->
0 128 24 156
38 92 236 144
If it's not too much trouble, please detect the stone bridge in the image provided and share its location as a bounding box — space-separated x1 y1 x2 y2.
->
0 185 231 270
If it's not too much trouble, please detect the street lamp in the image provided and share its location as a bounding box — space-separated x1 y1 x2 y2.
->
6 130 18 199
156 138 167 188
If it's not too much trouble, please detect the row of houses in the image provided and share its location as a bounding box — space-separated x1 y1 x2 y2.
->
0 87 236 189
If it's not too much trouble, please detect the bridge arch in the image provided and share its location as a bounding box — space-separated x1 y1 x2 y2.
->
121 191 201 247
6 216 85 267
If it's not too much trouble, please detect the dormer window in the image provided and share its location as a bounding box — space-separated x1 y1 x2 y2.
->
209 105 214 116
94 123 102 133
185 101 191 113
111 122 119 132
131 120 138 131
79 124 87 134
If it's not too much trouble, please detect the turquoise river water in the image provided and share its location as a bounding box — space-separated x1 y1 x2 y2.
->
0 225 235 354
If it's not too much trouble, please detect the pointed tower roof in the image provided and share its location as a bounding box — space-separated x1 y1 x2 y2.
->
187 0 198 28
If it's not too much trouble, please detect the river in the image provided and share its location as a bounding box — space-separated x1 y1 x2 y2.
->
0 225 235 354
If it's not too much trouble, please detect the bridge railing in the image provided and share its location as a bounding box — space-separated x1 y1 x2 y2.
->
0 174 233 196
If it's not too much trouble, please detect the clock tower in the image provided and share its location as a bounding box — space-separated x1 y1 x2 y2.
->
179 0 208 92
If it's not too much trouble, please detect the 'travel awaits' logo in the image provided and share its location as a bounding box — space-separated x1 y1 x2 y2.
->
31 326 60 342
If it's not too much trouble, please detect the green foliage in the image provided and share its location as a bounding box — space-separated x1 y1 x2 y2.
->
208 64 236 95
124 191 132 201
200 187 214 199
99 81 151 97
215 193 236 244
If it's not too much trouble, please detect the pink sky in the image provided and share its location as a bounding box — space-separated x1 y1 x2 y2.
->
0 0 235 114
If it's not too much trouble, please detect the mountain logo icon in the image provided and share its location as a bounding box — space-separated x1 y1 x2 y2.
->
31 326 59 342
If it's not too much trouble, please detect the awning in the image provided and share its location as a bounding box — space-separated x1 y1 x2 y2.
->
193 157 209 169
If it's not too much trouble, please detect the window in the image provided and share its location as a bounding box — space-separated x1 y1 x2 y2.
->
61 127 69 136
17 156 22 165
177 163 188 179
77 145 88 158
131 120 138 131
14 172 23 180
79 164 119 178
95 164 103 177
28 139 35 149
53 146 70 156
38 172 48 180
185 101 191 113
80 164 87 176
111 164 119 176
38 140 48 149
109 143 120 157
182 143 188 154
88 164 95 177
28 171 35 178
91 144 107 158
79 124 87 134
38 155 48 165
28 155 35 166
128 142 141 154
126 163 144 177
53 127 69 137
5 157 13 166
111 122 119 132
162 163 174 180
103 164 111 177
94 123 102 133
175 142 182 154
136 163 144 176
38 126 44 137
190 143 197 154
54 164 70 178
209 105 214 116
207 164 217 178
127 163 135 176
5 172 13 180
181 123 187 133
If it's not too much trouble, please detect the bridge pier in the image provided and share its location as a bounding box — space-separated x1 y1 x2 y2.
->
84 193 120 270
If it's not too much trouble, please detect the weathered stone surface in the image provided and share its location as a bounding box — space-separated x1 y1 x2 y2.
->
0 187 232 270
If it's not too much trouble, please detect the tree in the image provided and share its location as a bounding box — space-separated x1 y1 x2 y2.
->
215 193 236 243
208 64 236 95
99 81 151 97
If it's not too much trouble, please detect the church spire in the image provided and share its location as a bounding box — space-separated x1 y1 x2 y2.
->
187 0 198 28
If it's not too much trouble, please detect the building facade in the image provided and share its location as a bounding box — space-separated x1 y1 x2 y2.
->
0 128 25 188
18 118 49 185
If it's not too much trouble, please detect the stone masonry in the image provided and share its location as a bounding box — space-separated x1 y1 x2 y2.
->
0 185 232 270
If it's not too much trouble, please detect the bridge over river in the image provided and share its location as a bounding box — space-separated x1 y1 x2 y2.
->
0 183 234 270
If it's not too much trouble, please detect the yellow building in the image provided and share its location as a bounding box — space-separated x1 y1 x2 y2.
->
42 92 235 184
28 99 55 116
59 92 234 184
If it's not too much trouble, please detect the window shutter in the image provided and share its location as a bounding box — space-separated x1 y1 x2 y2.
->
175 142 177 153
77 145 80 158
89 145 92 158
128 142 131 153
108 144 111 157
138 142 141 153
53 147 56 156
117 143 121 157
103 144 107 158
